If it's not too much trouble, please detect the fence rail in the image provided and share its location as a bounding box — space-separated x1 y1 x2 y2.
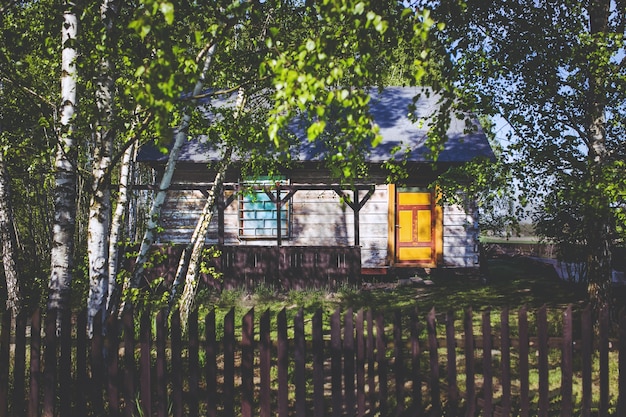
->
0 304 625 417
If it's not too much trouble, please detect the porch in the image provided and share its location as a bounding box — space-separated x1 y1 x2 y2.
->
127 245 361 291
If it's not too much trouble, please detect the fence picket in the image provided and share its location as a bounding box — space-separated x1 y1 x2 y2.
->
223 308 235 417
260 309 271 417
393 310 404 415
376 312 388 416
581 305 592 417
122 307 135 417
188 309 199 417
616 307 626 416
205 310 216 417
411 308 422 417
500 308 511 417
12 311 26 417
0 310 10 417
277 308 288 417
560 305 573 417
345 308 356 414
139 310 152 417
27 308 41 417
312 309 324 417
427 308 440 416
482 309 493 417
446 309 459 413
294 309 306 417
538 305 549 417
331 308 342 417
2 303 625 417
155 310 167 417
171 312 183 417
242 308 254 417
356 309 366 417
600 306 609 417
464 307 475 417
519 306 530 417
42 310 56 417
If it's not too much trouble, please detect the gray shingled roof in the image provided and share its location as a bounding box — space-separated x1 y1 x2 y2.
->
137 86 494 164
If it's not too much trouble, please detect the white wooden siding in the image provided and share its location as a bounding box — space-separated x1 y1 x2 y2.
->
442 203 479 268
157 185 478 269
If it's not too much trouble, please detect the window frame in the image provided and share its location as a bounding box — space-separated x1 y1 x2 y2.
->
238 177 291 239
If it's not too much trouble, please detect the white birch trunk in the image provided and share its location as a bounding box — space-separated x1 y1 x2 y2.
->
48 6 78 323
86 0 119 333
175 147 232 325
121 43 218 309
106 140 135 313
0 151 21 317
175 88 245 326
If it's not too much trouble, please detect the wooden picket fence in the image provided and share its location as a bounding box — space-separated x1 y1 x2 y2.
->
0 304 625 417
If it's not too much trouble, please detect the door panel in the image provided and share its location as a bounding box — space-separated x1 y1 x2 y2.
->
395 190 435 264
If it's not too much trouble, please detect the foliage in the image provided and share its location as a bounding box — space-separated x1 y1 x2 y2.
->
416 0 626 309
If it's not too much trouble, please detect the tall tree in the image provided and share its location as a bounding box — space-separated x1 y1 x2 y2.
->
48 0 79 321
420 0 625 313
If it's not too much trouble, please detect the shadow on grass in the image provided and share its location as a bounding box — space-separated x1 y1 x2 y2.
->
340 257 589 315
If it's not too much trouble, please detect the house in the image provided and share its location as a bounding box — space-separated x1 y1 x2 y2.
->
136 87 495 289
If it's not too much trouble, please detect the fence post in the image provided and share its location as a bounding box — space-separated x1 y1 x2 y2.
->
482 309 493 417
223 308 235 417
0 310 10 417
155 309 167 417
376 312 388 416
393 310 404 416
74 311 87 417
122 307 135 417
277 308 288 417
139 310 152 417
27 308 41 417
356 309 366 417
188 309 199 417
518 306 529 417
345 308 356 415
59 309 72 417
619 307 626 417
205 310 216 417
242 308 255 417
331 308 342 417
411 308 422 416
581 305 592 417
366 310 375 409
446 309 459 413
599 305 609 417
42 310 57 417
294 309 306 417
464 307 475 417
260 309 272 417
560 305 573 417
171 312 183 417
500 308 511 417
12 310 26 417
427 308 440 416
537 305 548 417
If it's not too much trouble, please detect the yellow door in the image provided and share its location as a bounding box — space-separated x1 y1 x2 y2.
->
395 189 435 264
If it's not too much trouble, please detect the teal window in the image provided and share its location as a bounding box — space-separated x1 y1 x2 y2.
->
239 178 290 238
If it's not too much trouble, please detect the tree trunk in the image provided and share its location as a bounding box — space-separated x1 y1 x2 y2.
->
585 0 612 315
48 3 78 324
121 43 218 310
106 140 135 313
175 146 232 326
86 0 120 334
0 151 21 316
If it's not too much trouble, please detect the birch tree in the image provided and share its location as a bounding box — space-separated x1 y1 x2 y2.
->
48 0 79 320
0 147 21 316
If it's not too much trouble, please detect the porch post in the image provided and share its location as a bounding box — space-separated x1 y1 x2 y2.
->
276 184 281 247
353 188 360 246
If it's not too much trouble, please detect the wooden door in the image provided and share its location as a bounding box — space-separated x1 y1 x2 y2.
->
395 189 435 264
